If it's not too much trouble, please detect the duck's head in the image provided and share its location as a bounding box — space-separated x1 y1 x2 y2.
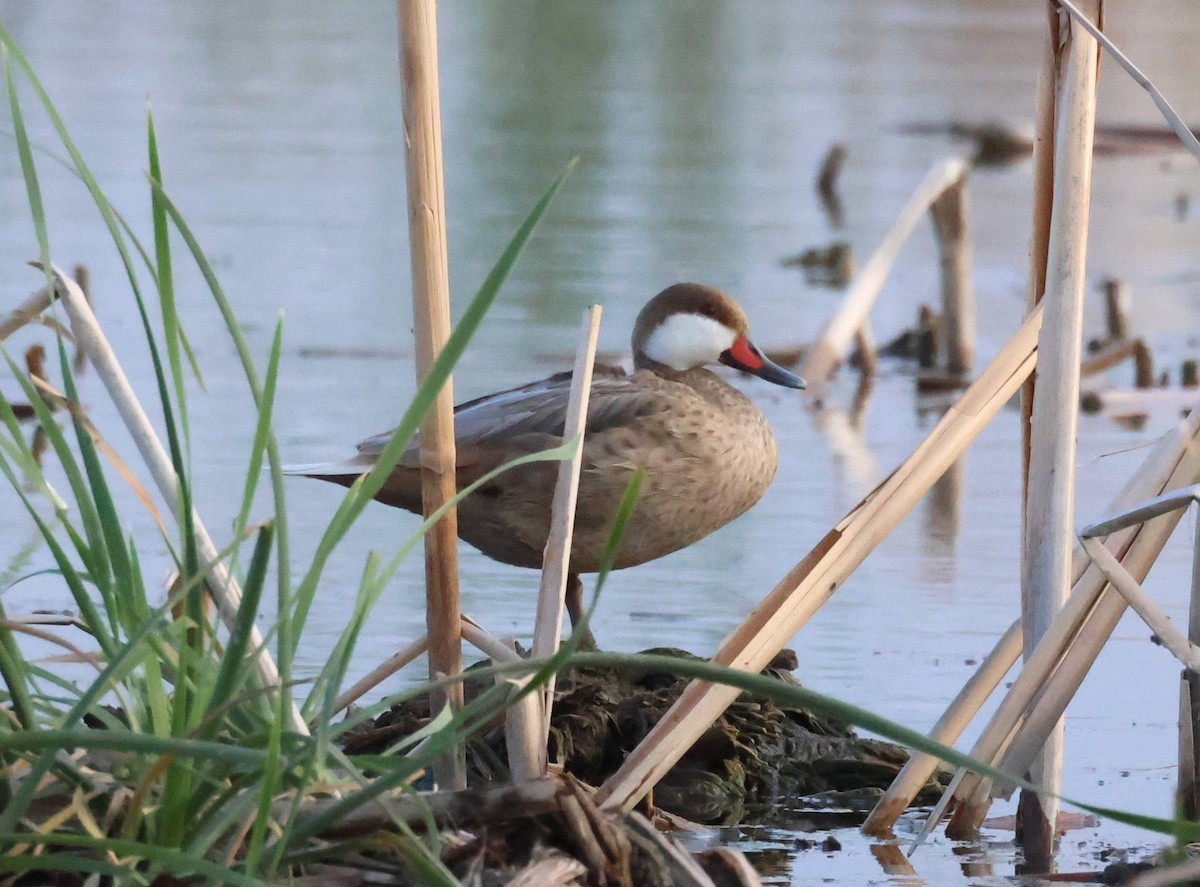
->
631 283 806 389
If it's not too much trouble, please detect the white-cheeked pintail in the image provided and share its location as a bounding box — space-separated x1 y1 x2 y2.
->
292 283 805 645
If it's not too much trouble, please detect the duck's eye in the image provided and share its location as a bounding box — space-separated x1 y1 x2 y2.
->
699 304 716 318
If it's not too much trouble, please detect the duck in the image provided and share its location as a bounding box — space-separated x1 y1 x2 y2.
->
293 283 805 647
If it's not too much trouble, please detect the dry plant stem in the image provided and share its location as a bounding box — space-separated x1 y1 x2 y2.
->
49 266 308 735
397 0 465 790
500 637 544 783
330 633 429 715
532 305 603 757
928 172 975 375
1079 339 1135 376
1079 535 1200 670
861 619 1022 835
1054 0 1200 160
1021 5 1060 501
460 614 522 664
1182 671 1198 819
1018 0 1100 859
1103 279 1130 340
945 411 1200 834
596 304 1044 813
854 320 877 379
798 157 968 396
0 285 53 341
1185 512 1200 817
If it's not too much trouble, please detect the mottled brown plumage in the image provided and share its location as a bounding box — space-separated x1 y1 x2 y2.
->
295 283 804 640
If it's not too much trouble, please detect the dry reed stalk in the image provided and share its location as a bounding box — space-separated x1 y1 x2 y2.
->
928 172 974 375
944 411 1200 835
532 305 603 761
595 304 1044 813
397 0 465 789
1132 339 1155 388
330 633 430 714
1079 339 1135 376
1079 535 1200 670
458 616 544 782
861 620 1022 836
1090 389 1200 412
1188 511 1200 817
1021 4 1061 505
798 157 968 396
48 266 308 735
901 413 1199 842
1018 1 1101 861
0 285 53 341
854 320 877 379
1102 279 1130 341
1182 672 1198 819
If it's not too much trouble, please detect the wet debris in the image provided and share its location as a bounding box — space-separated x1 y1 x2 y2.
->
349 648 951 827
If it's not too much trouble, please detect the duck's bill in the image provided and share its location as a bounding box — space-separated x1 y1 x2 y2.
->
720 334 807 389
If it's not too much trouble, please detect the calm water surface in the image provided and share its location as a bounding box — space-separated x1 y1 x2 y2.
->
2 2 1199 883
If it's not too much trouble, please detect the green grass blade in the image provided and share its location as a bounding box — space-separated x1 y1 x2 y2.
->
148 107 190 455
2 45 51 285
202 523 274 741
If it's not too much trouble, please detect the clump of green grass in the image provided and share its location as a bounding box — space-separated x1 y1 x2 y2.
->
0 22 582 883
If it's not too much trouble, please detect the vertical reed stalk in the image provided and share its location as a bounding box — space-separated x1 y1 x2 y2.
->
928 172 974 375
1185 515 1200 817
1019 1 1101 864
531 305 602 771
397 0 465 789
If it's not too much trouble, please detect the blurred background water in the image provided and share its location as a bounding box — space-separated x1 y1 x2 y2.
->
1 2 1199 883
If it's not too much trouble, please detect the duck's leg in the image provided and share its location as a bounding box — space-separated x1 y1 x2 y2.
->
565 573 598 650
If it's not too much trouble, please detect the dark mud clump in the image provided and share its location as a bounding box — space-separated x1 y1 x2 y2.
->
346 647 951 825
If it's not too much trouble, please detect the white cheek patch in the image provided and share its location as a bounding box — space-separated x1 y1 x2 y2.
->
643 313 738 371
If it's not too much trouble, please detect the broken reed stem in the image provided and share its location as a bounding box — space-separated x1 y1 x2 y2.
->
928 171 975 375
1019 2 1100 859
944 410 1200 836
331 633 430 715
49 266 308 735
397 0 465 789
798 157 969 397
595 304 1044 814
861 619 1022 836
0 285 54 342
1103 279 1130 341
531 305 603 768
458 616 543 782
1080 339 1135 376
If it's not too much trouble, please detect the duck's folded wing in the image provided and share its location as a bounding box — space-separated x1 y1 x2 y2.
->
352 365 672 469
